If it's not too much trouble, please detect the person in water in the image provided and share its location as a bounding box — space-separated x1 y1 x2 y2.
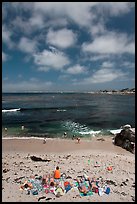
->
76 137 80 144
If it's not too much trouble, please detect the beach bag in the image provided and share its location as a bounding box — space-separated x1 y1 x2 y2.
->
105 187 110 194
98 187 103 196
65 184 72 193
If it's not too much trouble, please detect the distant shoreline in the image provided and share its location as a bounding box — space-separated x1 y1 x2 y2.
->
2 88 135 94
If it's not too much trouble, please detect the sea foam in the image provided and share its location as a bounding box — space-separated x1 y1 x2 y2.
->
2 108 21 113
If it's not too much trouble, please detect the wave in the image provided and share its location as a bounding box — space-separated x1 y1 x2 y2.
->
79 130 101 135
2 105 86 113
57 109 67 112
62 120 101 136
2 108 21 113
62 120 124 137
6 107 70 112
109 129 122 135
2 136 54 140
2 107 64 113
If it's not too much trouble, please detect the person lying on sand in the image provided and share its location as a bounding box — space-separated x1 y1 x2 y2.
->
76 178 91 195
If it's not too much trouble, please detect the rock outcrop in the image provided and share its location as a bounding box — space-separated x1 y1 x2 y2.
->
114 125 135 153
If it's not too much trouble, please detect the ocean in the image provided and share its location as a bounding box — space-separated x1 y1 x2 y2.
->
2 93 135 139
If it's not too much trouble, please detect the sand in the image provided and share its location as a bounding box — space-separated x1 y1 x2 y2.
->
2 136 135 202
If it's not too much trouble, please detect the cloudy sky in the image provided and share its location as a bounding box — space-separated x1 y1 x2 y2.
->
2 2 135 92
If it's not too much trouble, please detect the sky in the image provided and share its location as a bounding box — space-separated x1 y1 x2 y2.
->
2 2 135 92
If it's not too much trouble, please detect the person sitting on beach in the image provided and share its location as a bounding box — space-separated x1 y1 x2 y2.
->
42 179 50 193
49 181 56 194
49 172 54 183
42 174 49 183
54 166 61 179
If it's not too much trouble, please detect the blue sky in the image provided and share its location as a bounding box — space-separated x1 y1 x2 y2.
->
2 2 135 92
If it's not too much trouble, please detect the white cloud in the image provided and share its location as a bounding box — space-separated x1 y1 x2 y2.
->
11 16 32 34
65 64 87 75
29 14 44 29
11 10 68 36
2 80 53 92
77 68 127 84
34 2 97 27
99 2 133 16
82 32 135 55
90 54 110 61
3 2 134 52
63 3 96 27
12 16 42 35
2 51 8 62
10 2 34 11
2 2 135 92
34 49 70 70
37 67 50 72
3 2 134 36
121 61 135 69
18 37 38 54
90 22 106 36
34 2 133 29
101 61 114 68
74 68 127 85
2 25 14 48
46 28 77 49
45 18 68 29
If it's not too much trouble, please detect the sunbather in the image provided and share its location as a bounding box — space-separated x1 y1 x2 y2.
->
76 178 91 195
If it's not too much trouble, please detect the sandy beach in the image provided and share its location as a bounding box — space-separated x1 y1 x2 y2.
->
2 136 135 202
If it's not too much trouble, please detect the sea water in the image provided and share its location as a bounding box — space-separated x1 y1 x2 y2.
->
2 92 135 138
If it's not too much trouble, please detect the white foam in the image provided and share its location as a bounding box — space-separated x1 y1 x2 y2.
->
57 109 66 112
109 129 122 135
79 130 101 135
2 136 53 140
2 108 21 113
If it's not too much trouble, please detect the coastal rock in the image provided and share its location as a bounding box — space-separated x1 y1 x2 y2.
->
114 125 135 153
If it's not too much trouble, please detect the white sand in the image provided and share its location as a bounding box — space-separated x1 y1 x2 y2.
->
2 137 135 202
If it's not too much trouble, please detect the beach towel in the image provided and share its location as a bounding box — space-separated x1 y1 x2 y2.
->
75 181 93 196
80 190 93 196
55 187 64 196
